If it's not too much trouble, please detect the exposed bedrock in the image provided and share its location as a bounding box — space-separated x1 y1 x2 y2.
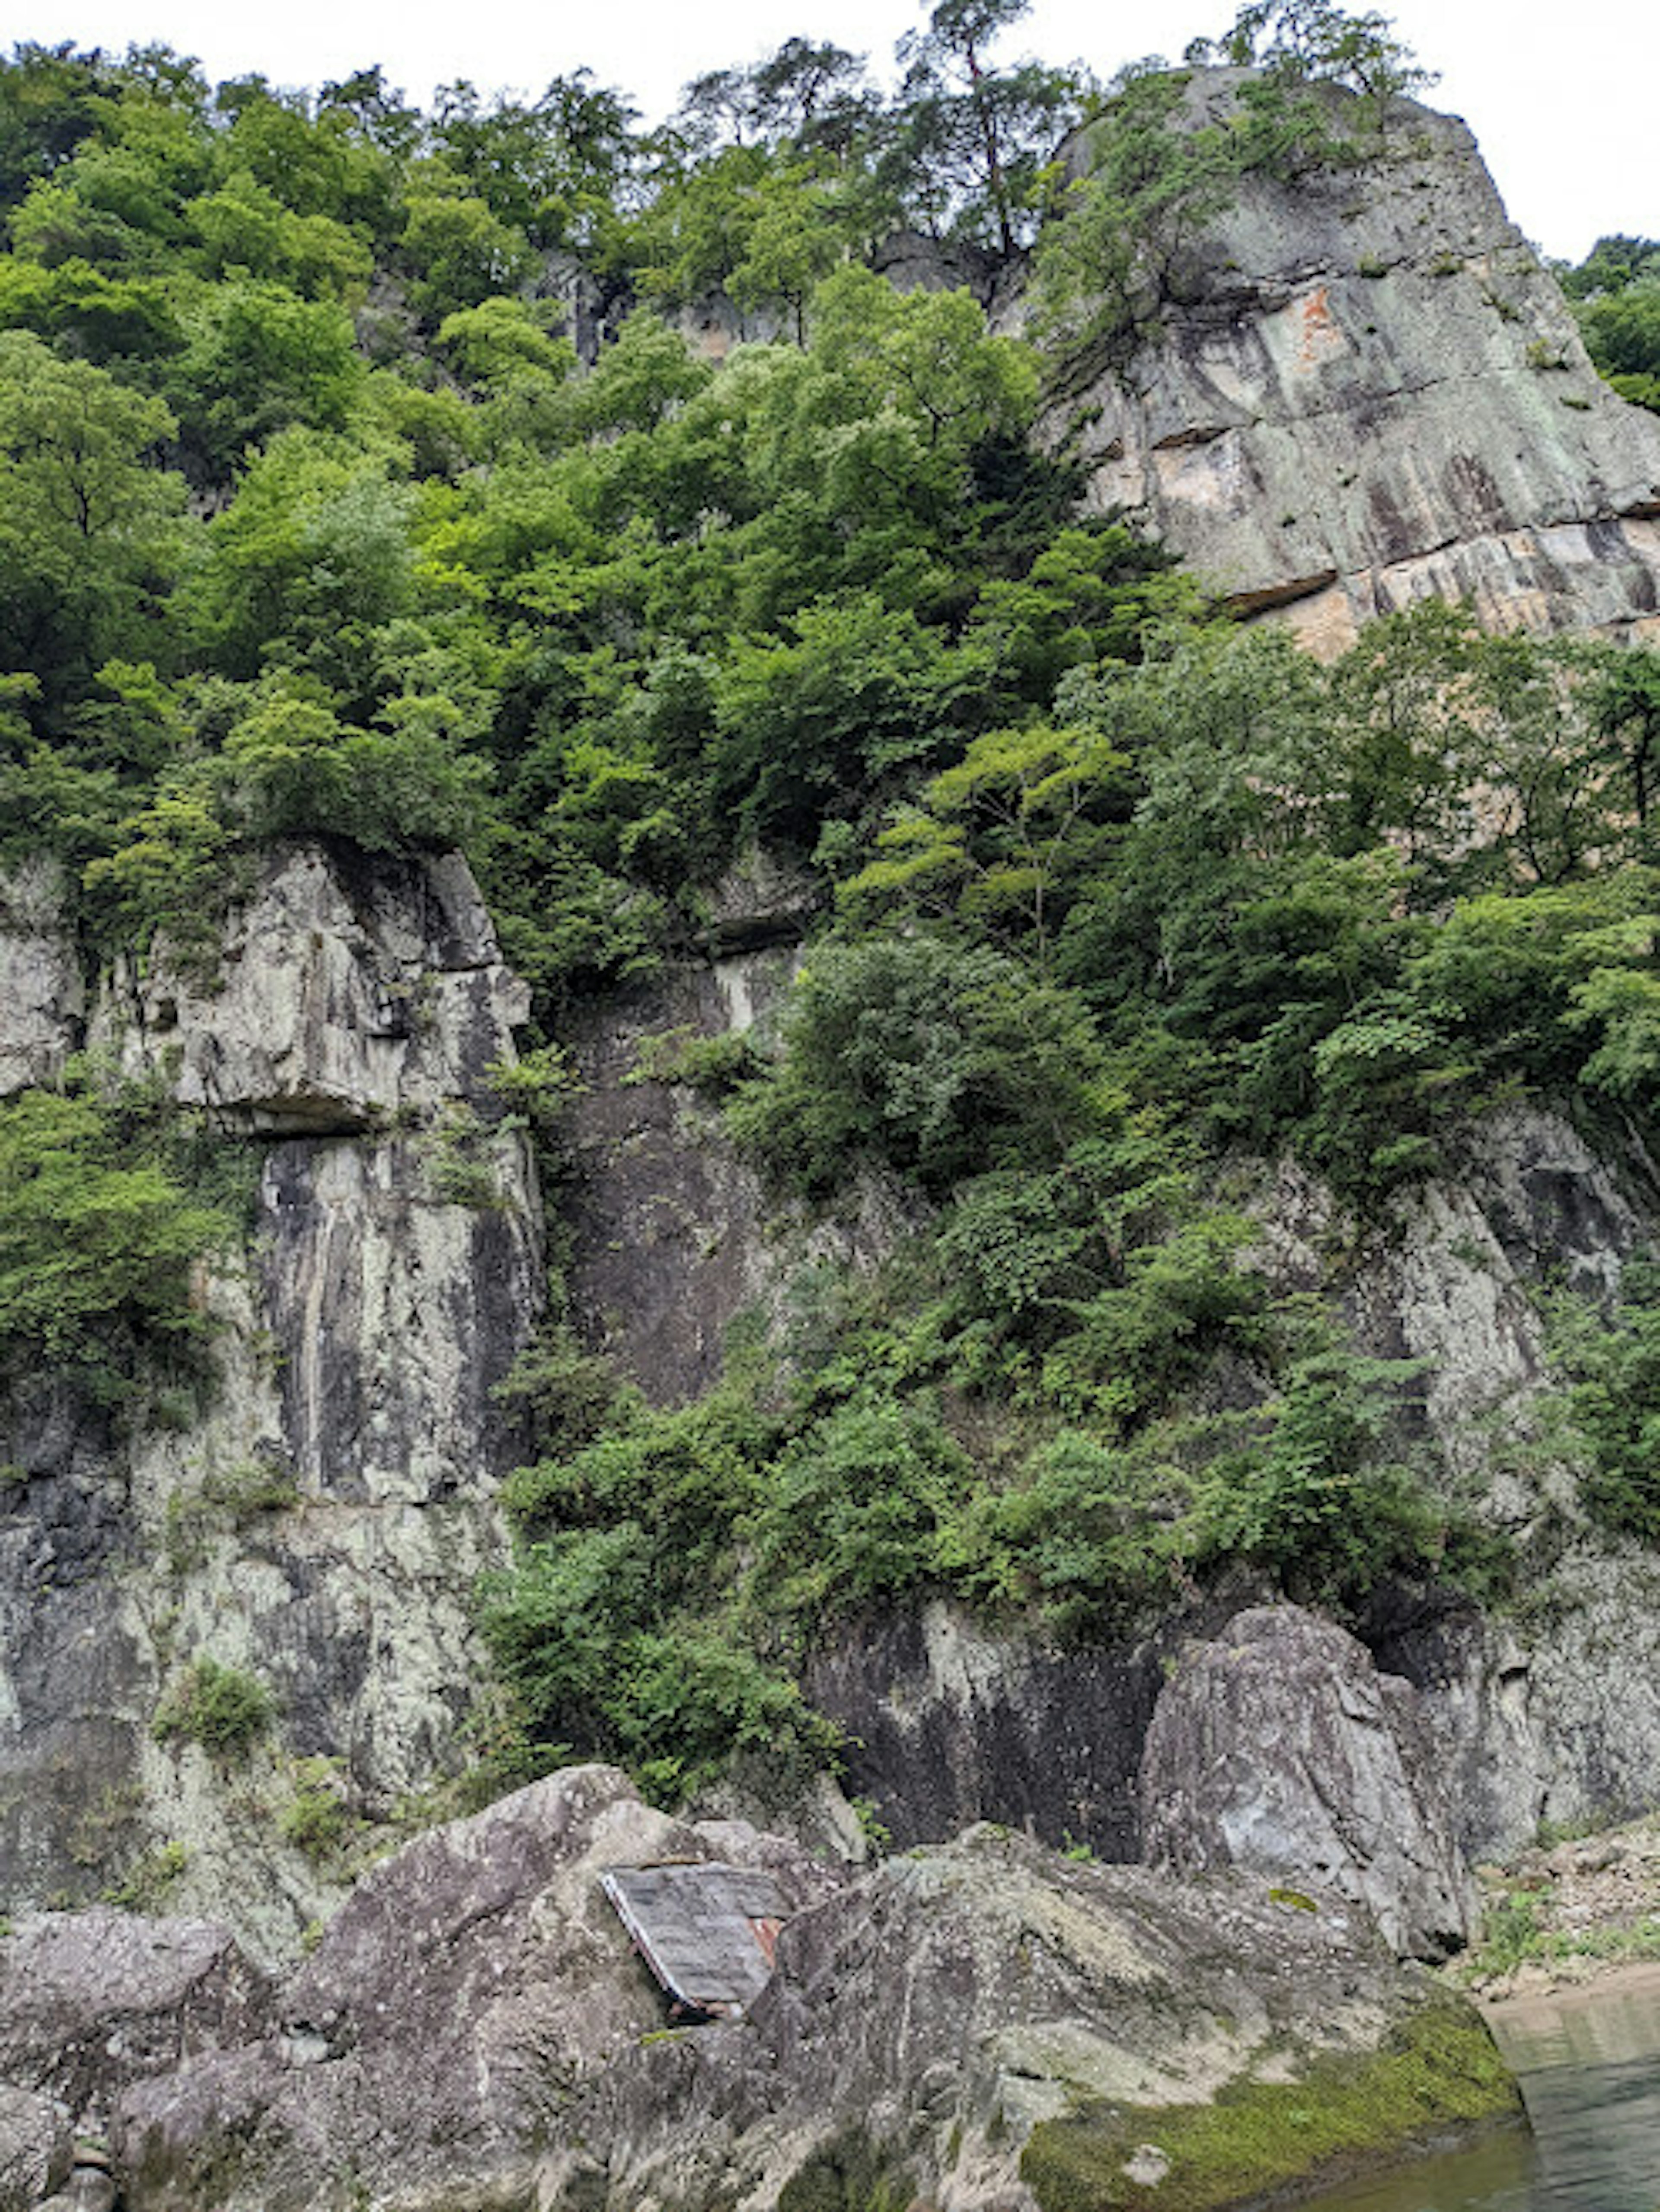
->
1040 72 1660 651
768 1106 1660 1878
89 839 530 1133
0 859 82 1097
1140 1605 1476 1959
0 1765 1504 2212
0 843 542 1946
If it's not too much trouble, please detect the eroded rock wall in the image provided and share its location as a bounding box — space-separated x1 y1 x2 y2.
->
1041 71 1660 652
1140 1605 1475 1958
0 844 541 1950
0 859 82 1096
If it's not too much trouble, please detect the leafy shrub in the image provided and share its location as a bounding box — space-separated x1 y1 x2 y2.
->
278 1757 351 1859
1547 1255 1660 1543
152 1657 275 1760
0 1084 230 1392
727 934 1109 1197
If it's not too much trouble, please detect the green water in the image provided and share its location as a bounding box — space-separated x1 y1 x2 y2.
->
1296 1973 1660 2212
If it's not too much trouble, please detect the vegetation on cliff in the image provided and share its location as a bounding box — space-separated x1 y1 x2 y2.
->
4 1 1660 1807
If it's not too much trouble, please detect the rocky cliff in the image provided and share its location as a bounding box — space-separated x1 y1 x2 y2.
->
11 59 1660 2212
0 843 542 1951
1041 71 1660 651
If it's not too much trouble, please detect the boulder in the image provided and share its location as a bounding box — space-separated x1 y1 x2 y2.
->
0 1909 270 2118
1140 1605 1476 1957
80 1767 1502 2211
113 1765 843 2211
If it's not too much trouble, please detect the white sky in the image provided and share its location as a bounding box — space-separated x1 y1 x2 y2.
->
9 0 1656 262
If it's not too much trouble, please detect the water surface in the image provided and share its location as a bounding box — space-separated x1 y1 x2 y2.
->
1294 1968 1660 2212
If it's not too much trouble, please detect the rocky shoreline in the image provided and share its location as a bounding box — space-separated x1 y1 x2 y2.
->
1464 1815 1660 2004
0 1761 1520 2212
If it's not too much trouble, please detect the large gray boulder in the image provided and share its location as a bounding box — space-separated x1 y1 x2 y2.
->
1040 70 1660 652
1140 1605 1476 1958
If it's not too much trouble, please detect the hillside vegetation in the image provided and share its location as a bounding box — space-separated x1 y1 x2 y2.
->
5 0 1660 1807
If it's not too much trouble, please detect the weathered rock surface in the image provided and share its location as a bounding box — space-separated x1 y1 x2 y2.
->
91 841 529 1133
0 1765 1492 2212
1043 72 1660 652
808 1599 1181 1861
562 859 914 1405
0 843 541 1946
0 859 81 1096
1141 1605 1475 1958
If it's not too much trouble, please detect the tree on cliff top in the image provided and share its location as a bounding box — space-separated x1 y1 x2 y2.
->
891 0 1082 253
1188 0 1436 117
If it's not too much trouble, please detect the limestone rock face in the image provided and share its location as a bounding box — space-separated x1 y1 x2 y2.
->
805 1599 1176 1861
0 844 541 1948
1042 72 1660 652
91 842 530 1133
0 859 82 1096
0 1767 1468 2212
1140 1605 1476 1959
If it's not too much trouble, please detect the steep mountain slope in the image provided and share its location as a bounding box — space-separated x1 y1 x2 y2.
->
6 40 1660 2212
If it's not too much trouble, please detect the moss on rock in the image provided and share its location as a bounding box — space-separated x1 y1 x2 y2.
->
1020 1990 1521 2212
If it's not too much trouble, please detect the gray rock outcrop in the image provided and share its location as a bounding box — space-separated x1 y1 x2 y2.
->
90 842 529 1133
0 859 81 1096
0 1765 1494 2212
0 843 542 1947
1042 72 1660 652
1140 1605 1476 1958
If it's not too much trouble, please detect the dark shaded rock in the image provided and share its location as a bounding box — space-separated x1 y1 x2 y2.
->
562 957 793 1404
1140 1605 1475 1958
806 1603 1167 1859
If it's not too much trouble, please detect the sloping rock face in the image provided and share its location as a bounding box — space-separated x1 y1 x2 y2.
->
1335 1108 1660 1856
797 1108 1660 1876
1140 1605 1475 1958
0 1766 1490 2212
1044 71 1660 652
807 1599 1181 1861
0 844 541 1950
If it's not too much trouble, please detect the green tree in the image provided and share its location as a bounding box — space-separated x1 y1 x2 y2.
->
890 0 1080 253
0 329 183 705
0 1084 230 1388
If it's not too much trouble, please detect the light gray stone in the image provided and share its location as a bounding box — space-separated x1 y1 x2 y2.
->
90 843 530 1134
0 859 81 1097
1037 72 1660 653
1140 1605 1476 1958
0 845 543 1947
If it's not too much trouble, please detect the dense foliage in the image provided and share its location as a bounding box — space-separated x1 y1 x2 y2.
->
1562 235 1660 413
4 3 1660 1804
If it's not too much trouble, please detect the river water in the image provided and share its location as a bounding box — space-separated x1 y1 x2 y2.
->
1294 1968 1660 2212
